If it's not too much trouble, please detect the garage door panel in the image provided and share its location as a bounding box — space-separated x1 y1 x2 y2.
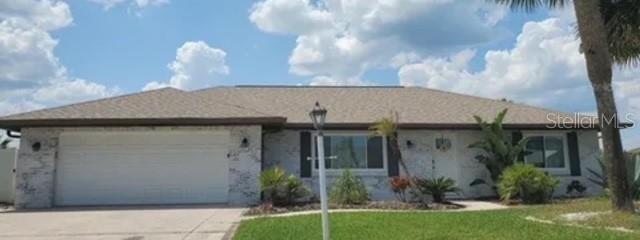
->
60 132 229 147
56 131 230 206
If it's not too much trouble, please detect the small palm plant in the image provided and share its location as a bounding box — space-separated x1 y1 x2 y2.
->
280 175 310 205
259 167 310 206
587 155 608 189
259 167 287 203
415 177 460 203
589 154 640 200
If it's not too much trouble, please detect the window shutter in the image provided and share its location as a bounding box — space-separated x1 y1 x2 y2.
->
512 131 525 162
300 132 311 178
367 137 384 169
387 135 400 177
567 132 581 176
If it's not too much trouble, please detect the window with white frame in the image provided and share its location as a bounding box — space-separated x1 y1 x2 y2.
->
313 133 386 170
524 134 568 169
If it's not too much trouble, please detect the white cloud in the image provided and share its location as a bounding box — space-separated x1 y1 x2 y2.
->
0 0 120 116
397 17 640 148
250 0 508 84
249 0 332 35
89 0 169 10
309 75 367 86
144 41 230 91
33 78 121 104
0 19 64 89
0 0 72 30
399 18 591 106
0 99 44 117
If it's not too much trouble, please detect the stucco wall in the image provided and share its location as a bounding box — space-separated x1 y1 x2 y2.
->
263 129 603 201
14 126 262 209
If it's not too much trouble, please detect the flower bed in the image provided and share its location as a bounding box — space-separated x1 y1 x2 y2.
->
243 201 464 216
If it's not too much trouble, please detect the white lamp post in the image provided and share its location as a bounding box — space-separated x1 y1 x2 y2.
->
309 102 330 240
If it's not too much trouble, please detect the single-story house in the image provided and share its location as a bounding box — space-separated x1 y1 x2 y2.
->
0 86 605 208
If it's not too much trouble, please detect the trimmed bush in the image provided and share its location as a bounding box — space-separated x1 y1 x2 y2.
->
330 169 369 205
259 167 310 206
415 177 460 203
498 164 559 204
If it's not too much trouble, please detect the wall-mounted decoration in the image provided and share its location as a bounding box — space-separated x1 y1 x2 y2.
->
435 135 451 152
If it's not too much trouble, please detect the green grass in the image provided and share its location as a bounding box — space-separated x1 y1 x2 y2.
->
234 200 640 240
527 198 640 230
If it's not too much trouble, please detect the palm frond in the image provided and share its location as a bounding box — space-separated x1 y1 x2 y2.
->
492 0 568 12
0 139 11 149
369 111 399 139
601 0 640 66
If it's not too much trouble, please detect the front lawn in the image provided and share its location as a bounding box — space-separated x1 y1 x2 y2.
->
526 198 640 231
234 199 639 240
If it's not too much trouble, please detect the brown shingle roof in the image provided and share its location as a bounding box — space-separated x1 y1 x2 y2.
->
0 86 592 129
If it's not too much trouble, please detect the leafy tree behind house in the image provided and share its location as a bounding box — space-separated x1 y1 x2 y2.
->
489 0 639 212
468 109 528 192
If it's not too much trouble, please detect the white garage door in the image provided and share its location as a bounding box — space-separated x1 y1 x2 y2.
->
55 131 230 206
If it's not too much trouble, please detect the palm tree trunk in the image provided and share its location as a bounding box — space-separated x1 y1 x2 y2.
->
390 133 412 180
390 133 424 201
573 0 635 212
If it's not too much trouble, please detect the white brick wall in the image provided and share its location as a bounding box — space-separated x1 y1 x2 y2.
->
14 126 262 209
263 129 604 201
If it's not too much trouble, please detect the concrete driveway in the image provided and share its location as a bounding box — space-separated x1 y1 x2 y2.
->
0 205 245 240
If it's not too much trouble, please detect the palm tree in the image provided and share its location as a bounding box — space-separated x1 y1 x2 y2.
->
369 112 413 179
492 0 639 212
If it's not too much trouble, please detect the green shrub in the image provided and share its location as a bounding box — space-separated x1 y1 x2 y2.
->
415 177 460 203
259 167 310 206
468 109 529 192
259 167 286 203
330 169 369 205
276 175 311 206
498 164 559 204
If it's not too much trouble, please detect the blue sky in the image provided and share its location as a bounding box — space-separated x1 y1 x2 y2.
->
54 0 302 89
53 0 548 89
1 0 639 148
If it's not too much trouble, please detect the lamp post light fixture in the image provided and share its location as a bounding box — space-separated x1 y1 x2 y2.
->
309 101 330 240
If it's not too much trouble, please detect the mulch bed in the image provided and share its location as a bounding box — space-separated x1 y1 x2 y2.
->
244 201 465 216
